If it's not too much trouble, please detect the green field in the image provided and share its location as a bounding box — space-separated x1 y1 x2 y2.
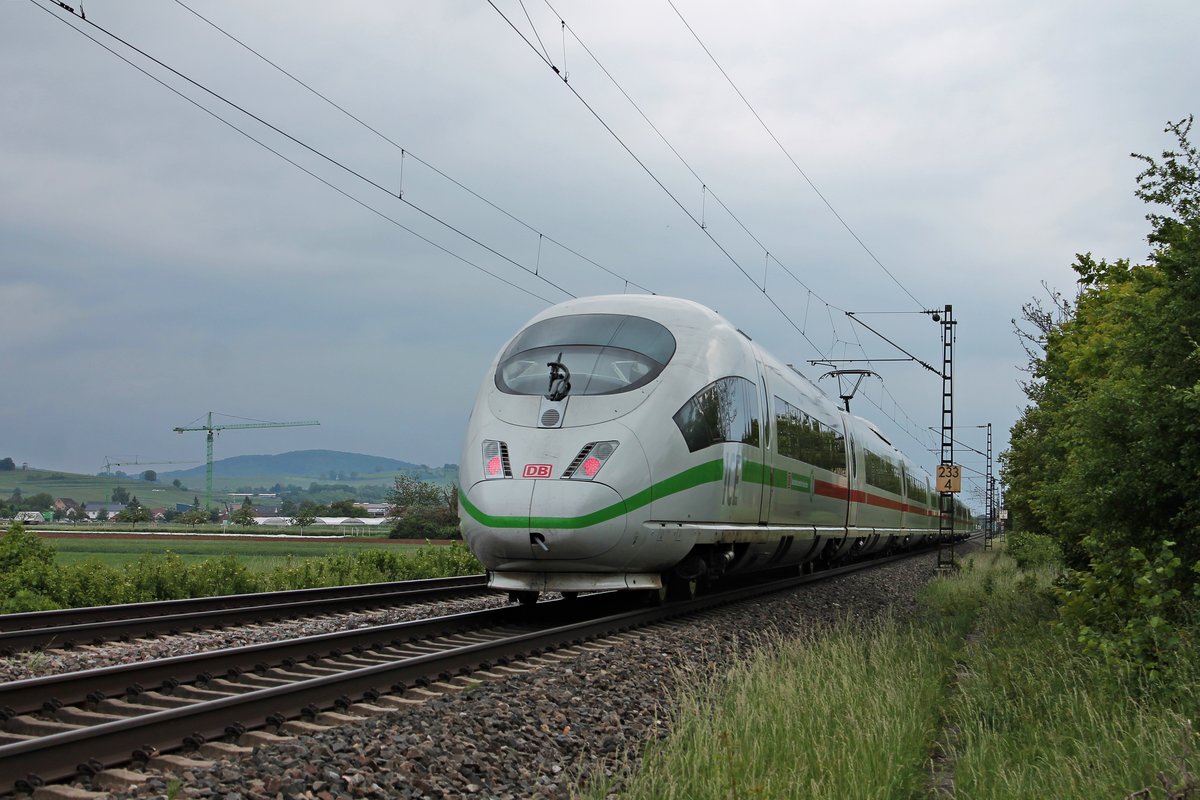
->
0 468 201 508
48 535 424 571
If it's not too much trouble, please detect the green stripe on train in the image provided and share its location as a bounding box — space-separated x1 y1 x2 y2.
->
459 458 728 529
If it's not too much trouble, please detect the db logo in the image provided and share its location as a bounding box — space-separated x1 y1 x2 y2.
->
523 463 553 479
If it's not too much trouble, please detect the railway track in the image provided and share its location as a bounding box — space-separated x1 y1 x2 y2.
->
0 575 488 654
0 541 975 794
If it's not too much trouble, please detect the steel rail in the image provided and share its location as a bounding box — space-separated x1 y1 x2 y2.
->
0 536 980 792
0 575 488 653
0 603 551 717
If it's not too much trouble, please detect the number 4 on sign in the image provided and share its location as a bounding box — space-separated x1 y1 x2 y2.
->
936 464 962 493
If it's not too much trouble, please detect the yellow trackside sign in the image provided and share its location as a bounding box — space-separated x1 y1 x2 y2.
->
936 464 962 493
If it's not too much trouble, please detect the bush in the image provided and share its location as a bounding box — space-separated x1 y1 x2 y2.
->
0 522 59 612
1057 536 1199 679
390 507 461 540
0 534 483 612
1006 530 1062 569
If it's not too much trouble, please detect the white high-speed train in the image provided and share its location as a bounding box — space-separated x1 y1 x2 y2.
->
459 295 969 603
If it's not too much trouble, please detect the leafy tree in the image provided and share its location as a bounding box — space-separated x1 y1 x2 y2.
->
111 486 130 505
142 470 157 482
193 496 201 511
1002 116 1200 675
178 509 207 528
292 507 317 533
96 508 109 522
388 475 452 515
0 457 15 471
230 496 256 527
115 496 151 528
207 509 220 523
172 479 183 489
388 475 459 538
19 493 54 512
327 498 361 517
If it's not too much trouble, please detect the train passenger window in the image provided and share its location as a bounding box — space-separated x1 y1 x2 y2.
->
673 377 761 452
496 314 676 397
865 450 903 494
906 473 930 505
774 397 846 474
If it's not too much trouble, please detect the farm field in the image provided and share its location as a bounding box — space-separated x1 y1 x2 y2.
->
44 534 427 570
0 468 199 508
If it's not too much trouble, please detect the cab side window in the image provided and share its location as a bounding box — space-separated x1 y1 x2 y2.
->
673 377 761 452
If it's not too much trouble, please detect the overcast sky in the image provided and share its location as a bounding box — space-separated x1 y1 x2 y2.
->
3 0 1197 505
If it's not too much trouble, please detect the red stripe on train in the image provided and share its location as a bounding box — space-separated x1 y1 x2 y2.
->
812 480 937 515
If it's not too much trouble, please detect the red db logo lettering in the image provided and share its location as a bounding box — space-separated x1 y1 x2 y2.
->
523 464 553 479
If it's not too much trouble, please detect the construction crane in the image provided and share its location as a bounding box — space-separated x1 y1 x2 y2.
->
173 412 320 510
102 457 198 474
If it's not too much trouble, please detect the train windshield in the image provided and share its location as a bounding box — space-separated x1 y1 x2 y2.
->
496 313 676 397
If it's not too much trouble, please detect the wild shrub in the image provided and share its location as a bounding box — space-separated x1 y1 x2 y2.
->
1057 536 1200 680
53 561 139 608
389 506 461 540
182 555 260 598
0 522 59 612
1006 530 1062 570
0 537 483 611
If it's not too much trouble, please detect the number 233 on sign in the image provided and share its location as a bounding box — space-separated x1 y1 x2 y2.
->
936 464 962 493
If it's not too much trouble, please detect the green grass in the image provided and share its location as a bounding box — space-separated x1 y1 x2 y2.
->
599 544 1198 799
49 535 425 570
601 616 961 800
944 562 1199 798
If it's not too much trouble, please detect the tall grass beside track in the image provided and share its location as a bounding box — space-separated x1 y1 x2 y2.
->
600 542 1199 799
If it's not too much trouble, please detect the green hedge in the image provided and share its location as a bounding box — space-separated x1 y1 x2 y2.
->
0 522 482 612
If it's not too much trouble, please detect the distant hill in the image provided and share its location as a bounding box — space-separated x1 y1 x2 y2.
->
159 450 426 480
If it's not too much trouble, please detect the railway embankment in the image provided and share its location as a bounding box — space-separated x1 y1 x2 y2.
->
606 539 1199 799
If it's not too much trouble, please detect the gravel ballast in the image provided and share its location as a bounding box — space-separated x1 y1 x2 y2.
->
0 594 510 684
70 547 968 800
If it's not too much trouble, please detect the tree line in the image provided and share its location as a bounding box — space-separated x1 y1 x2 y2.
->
1001 116 1199 676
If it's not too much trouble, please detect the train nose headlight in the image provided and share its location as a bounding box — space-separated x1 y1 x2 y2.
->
563 441 618 481
482 440 512 479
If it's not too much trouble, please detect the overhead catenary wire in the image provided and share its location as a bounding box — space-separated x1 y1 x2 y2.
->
30 0 557 305
662 0 949 454
44 0 949 464
496 0 945 444
489 0 834 359
664 0 927 311
36 0 581 302
170 0 653 296
544 0 843 316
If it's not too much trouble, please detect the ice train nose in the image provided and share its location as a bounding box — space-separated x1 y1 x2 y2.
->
463 478 628 561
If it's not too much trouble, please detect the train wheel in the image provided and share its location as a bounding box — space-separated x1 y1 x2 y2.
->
644 584 669 606
666 576 699 602
511 590 539 606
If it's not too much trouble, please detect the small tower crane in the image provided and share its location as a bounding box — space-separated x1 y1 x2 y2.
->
173 412 319 510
